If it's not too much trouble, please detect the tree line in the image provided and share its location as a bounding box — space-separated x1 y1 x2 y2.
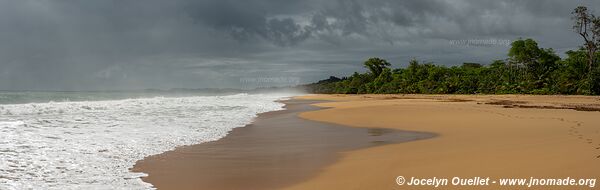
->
303 6 600 95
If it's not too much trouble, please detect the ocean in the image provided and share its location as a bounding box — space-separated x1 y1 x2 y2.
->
0 91 291 189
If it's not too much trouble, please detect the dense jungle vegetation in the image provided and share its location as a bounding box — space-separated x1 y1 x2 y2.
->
304 6 600 95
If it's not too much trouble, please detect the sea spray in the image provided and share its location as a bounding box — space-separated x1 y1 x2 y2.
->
0 93 290 189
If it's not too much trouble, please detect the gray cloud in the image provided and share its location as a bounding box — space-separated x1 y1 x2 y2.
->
0 0 598 90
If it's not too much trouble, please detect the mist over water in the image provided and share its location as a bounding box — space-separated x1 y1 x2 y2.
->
0 89 303 105
0 91 232 105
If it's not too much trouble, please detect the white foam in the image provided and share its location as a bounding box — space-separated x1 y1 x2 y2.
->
0 93 289 189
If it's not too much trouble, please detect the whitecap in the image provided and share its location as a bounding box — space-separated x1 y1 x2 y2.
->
0 93 290 189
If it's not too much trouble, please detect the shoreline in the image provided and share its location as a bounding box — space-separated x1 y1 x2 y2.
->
131 98 434 189
286 94 600 189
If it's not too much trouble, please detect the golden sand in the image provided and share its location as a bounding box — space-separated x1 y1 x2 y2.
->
286 94 600 189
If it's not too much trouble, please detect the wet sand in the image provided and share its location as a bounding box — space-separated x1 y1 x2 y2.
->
131 99 434 190
288 94 600 190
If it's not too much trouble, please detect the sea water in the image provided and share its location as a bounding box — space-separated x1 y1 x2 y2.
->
0 92 289 189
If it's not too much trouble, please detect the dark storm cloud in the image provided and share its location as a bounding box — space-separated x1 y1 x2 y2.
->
0 0 598 90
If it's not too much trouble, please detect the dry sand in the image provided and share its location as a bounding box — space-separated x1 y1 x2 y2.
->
287 94 600 189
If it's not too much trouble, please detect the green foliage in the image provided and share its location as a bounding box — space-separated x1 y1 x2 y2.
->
304 38 600 95
572 6 600 74
508 39 560 90
363 57 391 77
301 6 600 95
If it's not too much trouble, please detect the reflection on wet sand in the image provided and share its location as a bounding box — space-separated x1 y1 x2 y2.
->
132 99 434 190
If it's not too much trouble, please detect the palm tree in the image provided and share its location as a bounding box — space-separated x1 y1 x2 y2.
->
363 57 391 77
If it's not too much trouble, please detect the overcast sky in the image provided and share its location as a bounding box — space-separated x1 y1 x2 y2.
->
0 0 599 90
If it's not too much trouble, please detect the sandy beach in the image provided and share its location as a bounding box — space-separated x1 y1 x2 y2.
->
288 94 600 189
133 94 600 189
132 99 432 189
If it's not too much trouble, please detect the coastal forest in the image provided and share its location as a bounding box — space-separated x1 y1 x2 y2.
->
304 6 600 95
